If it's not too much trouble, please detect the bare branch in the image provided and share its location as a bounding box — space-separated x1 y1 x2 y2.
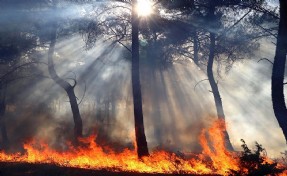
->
194 79 209 90
217 8 252 40
0 61 48 81
117 40 131 52
257 58 274 65
256 24 277 38
3 73 51 85
243 4 279 20
65 71 78 88
78 80 87 106
65 78 77 88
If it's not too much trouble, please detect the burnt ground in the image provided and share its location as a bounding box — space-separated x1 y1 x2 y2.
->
0 162 220 176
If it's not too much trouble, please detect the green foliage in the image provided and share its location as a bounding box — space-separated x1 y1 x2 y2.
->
228 139 284 176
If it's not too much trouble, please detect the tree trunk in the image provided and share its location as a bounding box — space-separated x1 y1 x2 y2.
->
271 0 287 143
132 0 149 158
48 22 83 140
0 84 9 149
207 5 233 150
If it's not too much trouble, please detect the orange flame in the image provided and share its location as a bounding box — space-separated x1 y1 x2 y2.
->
199 120 239 174
0 120 284 175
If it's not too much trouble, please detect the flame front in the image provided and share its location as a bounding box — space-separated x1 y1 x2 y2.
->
0 120 284 175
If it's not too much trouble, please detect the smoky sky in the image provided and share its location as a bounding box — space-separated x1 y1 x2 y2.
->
0 1 286 158
3 34 285 157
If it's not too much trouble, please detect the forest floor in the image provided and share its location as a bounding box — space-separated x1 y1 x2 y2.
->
0 162 220 176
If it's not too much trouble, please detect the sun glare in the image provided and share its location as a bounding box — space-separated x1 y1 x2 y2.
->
136 0 153 17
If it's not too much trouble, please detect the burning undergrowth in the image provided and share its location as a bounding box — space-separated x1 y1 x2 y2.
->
0 119 286 175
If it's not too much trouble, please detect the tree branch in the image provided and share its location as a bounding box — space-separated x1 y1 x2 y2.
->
257 58 274 65
0 61 48 81
78 80 87 106
256 24 277 38
217 8 252 40
194 79 209 90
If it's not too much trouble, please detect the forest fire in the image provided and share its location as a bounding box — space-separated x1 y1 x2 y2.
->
1 0 287 175
0 120 285 175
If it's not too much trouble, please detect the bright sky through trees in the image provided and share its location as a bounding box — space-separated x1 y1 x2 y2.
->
136 0 153 16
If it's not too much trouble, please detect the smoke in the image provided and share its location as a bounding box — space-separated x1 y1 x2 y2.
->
1 1 286 159
2 33 286 157
140 63 217 152
220 39 286 157
1 30 216 153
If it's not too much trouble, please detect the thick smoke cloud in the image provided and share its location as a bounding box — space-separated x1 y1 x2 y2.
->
1 2 286 158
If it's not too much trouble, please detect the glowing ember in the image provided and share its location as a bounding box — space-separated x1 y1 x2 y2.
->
0 120 284 175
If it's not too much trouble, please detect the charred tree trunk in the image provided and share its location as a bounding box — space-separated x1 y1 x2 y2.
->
0 84 9 149
271 0 287 142
207 5 233 151
132 0 149 158
48 23 83 140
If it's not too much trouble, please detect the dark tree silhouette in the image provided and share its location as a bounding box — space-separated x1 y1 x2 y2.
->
158 0 271 151
131 0 149 158
159 0 237 150
206 2 233 150
271 0 287 143
0 1 43 148
48 22 83 140
81 0 150 157
0 84 8 149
